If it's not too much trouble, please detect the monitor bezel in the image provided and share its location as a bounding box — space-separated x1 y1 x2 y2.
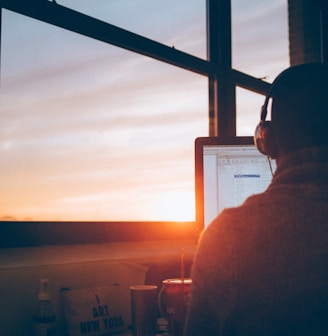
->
194 136 256 231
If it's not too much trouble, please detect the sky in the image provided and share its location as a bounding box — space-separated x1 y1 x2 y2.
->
0 0 289 222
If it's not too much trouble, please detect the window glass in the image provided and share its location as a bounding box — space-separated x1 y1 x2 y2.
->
59 0 207 59
232 0 289 137
236 87 265 136
231 0 289 80
0 10 208 222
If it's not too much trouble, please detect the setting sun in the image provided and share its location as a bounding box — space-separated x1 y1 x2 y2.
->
148 190 195 222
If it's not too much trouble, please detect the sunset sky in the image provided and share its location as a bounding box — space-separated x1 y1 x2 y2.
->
0 0 289 222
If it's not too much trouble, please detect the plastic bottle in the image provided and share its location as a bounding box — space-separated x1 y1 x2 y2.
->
33 278 57 336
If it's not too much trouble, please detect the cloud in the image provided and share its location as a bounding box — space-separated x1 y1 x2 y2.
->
231 0 289 78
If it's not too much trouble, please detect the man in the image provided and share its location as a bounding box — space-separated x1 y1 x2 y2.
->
184 63 328 336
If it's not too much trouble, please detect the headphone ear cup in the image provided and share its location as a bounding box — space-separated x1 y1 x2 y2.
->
254 120 278 158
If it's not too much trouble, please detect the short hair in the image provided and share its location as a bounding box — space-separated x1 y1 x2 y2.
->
271 63 328 153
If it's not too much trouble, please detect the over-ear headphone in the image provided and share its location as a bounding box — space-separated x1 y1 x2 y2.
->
254 88 276 157
254 71 285 158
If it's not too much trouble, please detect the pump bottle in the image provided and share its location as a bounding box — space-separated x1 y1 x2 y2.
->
33 278 57 336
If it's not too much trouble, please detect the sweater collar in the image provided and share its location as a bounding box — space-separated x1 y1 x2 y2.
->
272 146 328 185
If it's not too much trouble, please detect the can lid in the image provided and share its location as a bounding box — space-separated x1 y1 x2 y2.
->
130 285 158 291
162 278 192 285
38 279 51 300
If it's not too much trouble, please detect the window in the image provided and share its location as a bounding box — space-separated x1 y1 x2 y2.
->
1 4 207 224
0 1 289 246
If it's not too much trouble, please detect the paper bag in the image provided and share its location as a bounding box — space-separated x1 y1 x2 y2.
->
62 285 128 336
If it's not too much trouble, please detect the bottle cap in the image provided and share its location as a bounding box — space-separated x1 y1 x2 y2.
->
38 279 51 300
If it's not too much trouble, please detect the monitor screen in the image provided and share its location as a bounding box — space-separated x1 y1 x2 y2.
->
195 137 276 229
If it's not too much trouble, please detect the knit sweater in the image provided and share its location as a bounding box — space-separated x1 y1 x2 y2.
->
184 146 328 336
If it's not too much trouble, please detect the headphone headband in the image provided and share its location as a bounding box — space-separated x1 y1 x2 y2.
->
260 68 288 122
260 65 301 122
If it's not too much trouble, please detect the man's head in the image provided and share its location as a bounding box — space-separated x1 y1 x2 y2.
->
255 63 328 159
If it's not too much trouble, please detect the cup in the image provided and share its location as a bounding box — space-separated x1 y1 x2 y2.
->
130 285 158 336
158 278 192 336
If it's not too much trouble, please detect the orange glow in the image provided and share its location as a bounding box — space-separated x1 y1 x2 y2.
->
147 190 195 222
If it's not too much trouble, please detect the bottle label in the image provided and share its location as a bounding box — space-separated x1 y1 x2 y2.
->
33 322 56 336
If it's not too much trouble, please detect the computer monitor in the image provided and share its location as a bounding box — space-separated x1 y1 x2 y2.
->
195 136 276 230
